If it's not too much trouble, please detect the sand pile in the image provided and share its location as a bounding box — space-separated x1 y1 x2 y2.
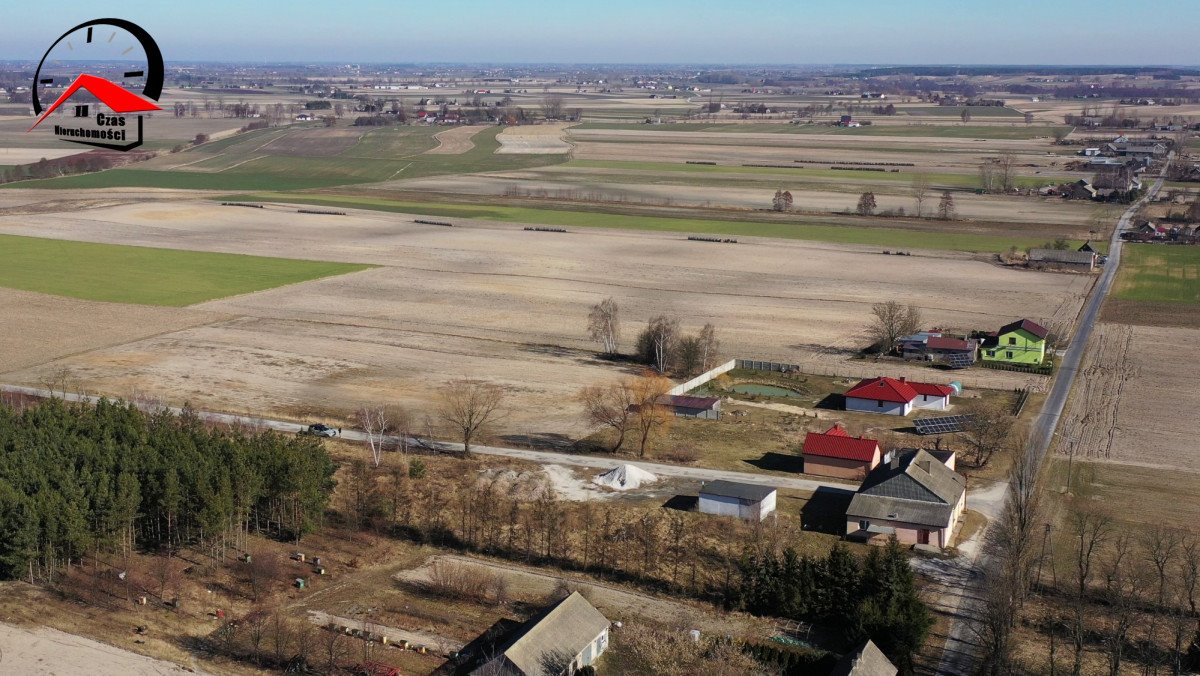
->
593 464 658 491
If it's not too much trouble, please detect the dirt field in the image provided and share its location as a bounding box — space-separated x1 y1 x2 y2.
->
0 147 90 164
1056 322 1200 472
0 195 1088 434
496 122 575 154
0 287 225 374
424 125 487 155
0 623 200 675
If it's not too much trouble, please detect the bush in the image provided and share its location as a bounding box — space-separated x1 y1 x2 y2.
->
408 458 427 479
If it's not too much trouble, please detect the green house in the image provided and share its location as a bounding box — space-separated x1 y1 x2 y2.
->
981 319 1048 365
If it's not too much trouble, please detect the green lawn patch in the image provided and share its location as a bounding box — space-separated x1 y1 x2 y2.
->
1112 244 1200 303
234 192 1066 254
0 234 373 306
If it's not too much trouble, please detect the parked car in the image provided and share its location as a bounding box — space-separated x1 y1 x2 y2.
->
301 423 337 437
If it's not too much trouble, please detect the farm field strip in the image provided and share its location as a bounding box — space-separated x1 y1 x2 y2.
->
1112 244 1200 303
236 191 1079 252
0 233 374 306
571 122 1069 139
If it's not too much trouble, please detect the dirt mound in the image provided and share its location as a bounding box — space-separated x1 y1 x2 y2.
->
593 464 657 490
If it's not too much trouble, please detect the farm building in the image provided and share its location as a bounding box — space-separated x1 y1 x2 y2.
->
981 318 1048 366
844 377 954 416
845 448 966 549
1027 248 1097 272
1059 179 1097 200
801 423 881 480
698 480 777 521
829 640 898 676
657 394 721 419
899 332 977 366
454 591 610 676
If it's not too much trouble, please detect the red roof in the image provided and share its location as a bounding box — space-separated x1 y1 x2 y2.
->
925 336 972 351
657 394 719 410
845 377 953 404
802 424 880 462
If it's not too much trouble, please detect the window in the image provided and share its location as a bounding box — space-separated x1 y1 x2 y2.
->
1006 351 1014 359
986 350 995 357
1008 336 1017 345
859 520 870 530
877 400 883 408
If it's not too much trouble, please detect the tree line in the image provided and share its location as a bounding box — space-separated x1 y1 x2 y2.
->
0 397 336 582
587 297 721 376
734 539 932 675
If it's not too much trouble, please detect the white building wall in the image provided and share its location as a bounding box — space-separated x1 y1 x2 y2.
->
699 494 743 519
755 491 778 520
845 397 911 416
912 394 950 411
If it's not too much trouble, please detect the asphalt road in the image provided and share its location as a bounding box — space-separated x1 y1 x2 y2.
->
0 384 856 495
932 160 1170 675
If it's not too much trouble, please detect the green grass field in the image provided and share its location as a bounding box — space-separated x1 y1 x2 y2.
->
0 234 373 306
568 159 1058 189
573 122 1066 140
3 125 567 191
235 192 1074 253
1113 245 1200 303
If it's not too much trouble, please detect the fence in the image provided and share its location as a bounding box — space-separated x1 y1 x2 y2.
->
668 359 736 396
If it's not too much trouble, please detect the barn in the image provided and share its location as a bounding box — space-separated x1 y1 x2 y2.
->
844 376 954 416
698 480 777 521
658 394 721 419
801 423 881 480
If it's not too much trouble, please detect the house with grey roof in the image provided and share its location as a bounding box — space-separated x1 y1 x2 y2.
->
699 480 777 521
828 640 898 676
459 592 610 676
1028 248 1097 272
845 449 966 549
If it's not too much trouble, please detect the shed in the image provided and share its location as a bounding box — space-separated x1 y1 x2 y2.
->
829 639 898 676
698 480 777 521
801 423 881 480
464 592 610 676
656 394 721 420
1028 248 1096 272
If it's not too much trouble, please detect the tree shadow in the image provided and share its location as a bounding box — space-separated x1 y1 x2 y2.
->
662 495 698 512
745 451 804 473
800 486 856 534
497 432 584 452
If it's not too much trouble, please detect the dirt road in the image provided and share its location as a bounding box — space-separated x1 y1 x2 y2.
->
0 623 201 675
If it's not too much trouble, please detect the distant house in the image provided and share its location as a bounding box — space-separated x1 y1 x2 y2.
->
1028 248 1097 272
656 394 721 420
698 480 777 521
1081 147 1102 157
981 318 1048 365
1078 240 1098 254
829 640 898 676
1060 179 1097 200
845 448 966 549
294 113 314 121
454 592 611 676
802 423 881 480
844 377 954 416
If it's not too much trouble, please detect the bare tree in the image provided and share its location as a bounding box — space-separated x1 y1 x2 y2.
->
578 380 636 452
1024 111 1035 125
979 161 998 193
1052 126 1071 144
355 404 407 467
322 628 348 674
997 152 1017 193
630 372 672 459
771 189 793 211
697 323 720 371
937 190 956 220
960 398 1017 468
961 108 972 123
586 297 621 355
865 300 922 355
1069 507 1112 676
638 315 680 373
856 191 877 216
436 379 507 454
912 173 931 217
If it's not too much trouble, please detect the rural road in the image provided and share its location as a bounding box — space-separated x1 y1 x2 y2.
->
932 158 1170 675
0 384 857 495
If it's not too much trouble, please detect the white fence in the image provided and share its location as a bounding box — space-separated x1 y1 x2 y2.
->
668 359 736 396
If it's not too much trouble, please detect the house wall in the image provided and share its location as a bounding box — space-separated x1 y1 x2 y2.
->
912 394 950 411
981 329 1045 365
803 452 878 481
846 397 910 416
699 493 773 521
672 405 719 420
847 491 966 548
571 628 609 672
755 491 777 521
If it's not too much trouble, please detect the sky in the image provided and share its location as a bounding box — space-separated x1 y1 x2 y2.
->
2 0 1199 65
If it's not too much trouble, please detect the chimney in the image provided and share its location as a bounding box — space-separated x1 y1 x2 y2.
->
899 376 906 382
890 453 901 469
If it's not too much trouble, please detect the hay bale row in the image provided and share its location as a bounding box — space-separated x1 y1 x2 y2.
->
415 219 453 227
220 202 264 208
524 227 567 233
688 236 738 244
685 160 717 165
297 209 346 215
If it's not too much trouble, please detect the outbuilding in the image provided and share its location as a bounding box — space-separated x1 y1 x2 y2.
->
657 394 721 420
801 423 881 480
698 480 777 521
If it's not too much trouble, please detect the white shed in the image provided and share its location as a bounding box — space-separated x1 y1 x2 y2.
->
698 480 777 522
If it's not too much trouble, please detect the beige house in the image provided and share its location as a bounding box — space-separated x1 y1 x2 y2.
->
845 449 966 549
461 592 610 676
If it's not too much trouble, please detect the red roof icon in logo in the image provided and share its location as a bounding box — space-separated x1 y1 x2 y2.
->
28 73 161 132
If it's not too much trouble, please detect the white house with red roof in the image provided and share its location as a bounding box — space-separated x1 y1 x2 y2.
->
801 423 882 480
844 376 954 416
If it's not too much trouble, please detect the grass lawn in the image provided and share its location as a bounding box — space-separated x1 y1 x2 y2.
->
573 122 1066 140
0 234 372 306
2 126 567 191
1112 244 1200 303
235 192 1066 253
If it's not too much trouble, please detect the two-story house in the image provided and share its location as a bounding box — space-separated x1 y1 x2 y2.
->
980 318 1048 365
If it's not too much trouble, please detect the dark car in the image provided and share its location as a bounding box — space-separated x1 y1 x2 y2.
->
301 423 337 438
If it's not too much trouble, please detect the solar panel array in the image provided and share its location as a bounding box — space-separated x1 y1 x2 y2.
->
913 414 975 435
944 353 974 369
